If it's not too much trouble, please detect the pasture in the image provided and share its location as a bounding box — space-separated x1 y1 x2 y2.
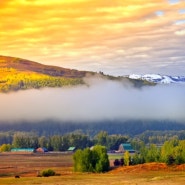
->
0 152 185 185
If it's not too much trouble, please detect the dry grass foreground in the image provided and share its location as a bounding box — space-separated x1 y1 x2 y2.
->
0 153 185 185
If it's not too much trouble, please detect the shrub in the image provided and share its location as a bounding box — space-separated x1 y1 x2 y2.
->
41 169 56 177
113 159 120 166
113 158 124 166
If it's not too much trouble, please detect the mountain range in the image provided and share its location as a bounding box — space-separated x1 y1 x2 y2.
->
128 74 185 84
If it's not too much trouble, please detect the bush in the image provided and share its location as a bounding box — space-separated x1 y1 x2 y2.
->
113 159 120 166
113 158 124 166
73 145 110 173
41 169 56 177
166 155 175 165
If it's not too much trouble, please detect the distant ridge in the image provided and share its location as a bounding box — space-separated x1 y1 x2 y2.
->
129 74 185 84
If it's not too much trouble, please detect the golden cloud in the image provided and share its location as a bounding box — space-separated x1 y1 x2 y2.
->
0 0 185 75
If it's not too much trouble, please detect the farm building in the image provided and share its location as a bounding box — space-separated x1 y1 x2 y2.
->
118 143 135 154
11 148 35 153
36 147 48 153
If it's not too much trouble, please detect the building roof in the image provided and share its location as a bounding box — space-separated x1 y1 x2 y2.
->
11 148 34 152
68 147 76 151
119 143 135 153
120 143 133 151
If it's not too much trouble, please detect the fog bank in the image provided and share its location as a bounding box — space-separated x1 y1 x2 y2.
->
0 77 185 122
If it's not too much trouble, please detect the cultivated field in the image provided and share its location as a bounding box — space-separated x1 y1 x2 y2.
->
0 152 185 185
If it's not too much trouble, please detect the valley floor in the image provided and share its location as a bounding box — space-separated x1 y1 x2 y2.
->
0 153 185 185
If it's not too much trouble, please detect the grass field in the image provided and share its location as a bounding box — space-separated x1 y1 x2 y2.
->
0 152 185 185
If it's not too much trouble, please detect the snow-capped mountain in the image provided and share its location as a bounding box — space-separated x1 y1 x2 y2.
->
128 74 185 84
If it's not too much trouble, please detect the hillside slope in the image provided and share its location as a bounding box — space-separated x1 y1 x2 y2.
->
0 55 154 92
0 56 92 92
0 55 87 78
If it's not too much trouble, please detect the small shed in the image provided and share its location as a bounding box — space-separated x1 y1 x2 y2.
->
118 143 135 154
67 147 76 152
36 147 48 153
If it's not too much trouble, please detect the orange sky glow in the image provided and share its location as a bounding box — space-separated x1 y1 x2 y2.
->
0 0 185 75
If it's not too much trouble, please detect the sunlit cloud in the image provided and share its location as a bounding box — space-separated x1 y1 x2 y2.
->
175 20 185 24
179 9 185 14
168 0 180 5
155 11 164 16
175 29 185 35
0 0 185 75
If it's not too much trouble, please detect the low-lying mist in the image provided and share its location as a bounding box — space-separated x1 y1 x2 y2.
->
0 77 185 123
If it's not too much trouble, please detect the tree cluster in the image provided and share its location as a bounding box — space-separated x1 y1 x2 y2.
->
73 145 109 173
131 138 185 165
135 130 185 144
0 131 128 152
0 69 84 92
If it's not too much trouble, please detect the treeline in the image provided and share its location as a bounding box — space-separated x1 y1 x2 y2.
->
74 139 185 173
1 122 185 153
135 130 185 144
0 131 128 152
0 120 185 137
0 69 84 92
130 138 185 165
2 130 185 166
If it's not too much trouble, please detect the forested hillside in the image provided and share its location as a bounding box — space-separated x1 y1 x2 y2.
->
0 55 154 92
0 120 184 137
0 56 89 92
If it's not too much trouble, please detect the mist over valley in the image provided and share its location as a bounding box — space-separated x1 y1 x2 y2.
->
0 76 185 136
0 56 185 136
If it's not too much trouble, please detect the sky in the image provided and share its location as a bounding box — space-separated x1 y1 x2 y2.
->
1 0 185 76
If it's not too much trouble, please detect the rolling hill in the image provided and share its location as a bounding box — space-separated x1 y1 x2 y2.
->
0 55 91 92
0 55 87 77
0 55 154 92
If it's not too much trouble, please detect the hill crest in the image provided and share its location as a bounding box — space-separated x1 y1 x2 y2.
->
0 55 90 92
0 55 87 78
